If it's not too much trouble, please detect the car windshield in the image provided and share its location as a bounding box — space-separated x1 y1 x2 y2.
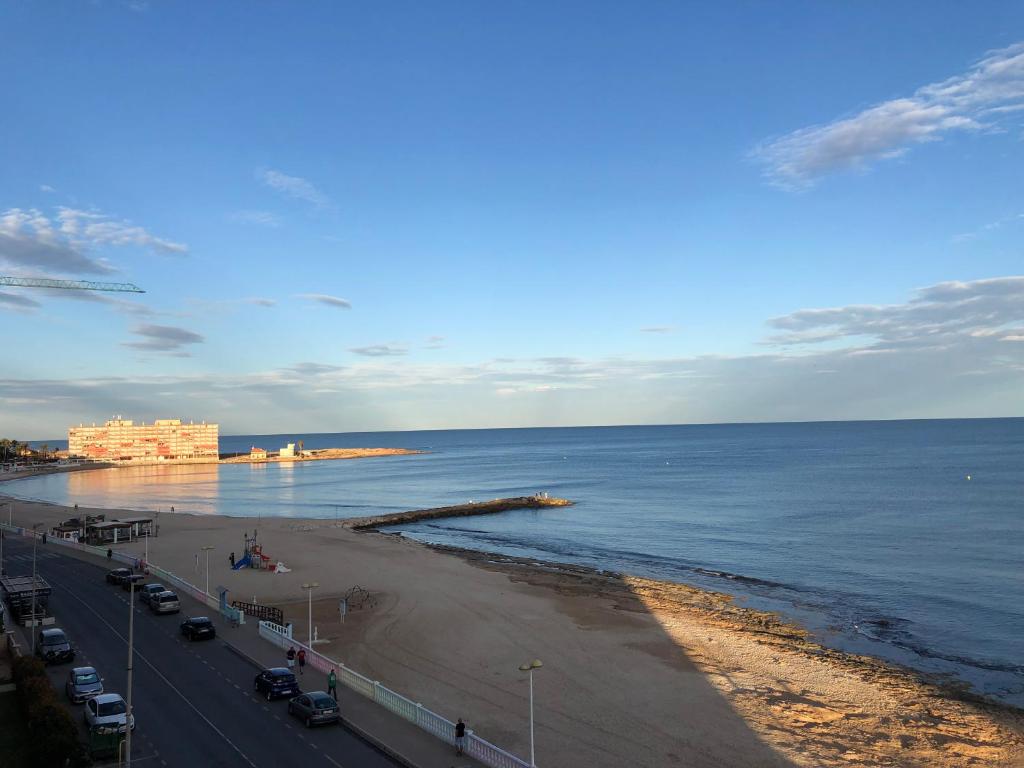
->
314 698 335 709
146 585 164 592
75 672 99 684
192 618 211 626
159 594 177 602
98 700 126 716
272 673 296 683
43 633 67 645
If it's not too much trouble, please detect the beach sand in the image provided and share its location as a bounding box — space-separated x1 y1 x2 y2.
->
3 489 1022 767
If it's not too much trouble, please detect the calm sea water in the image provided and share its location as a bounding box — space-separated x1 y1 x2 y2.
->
15 419 1024 706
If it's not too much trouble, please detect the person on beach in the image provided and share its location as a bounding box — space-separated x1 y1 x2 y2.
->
286 646 296 670
327 669 337 700
455 718 466 755
297 648 306 675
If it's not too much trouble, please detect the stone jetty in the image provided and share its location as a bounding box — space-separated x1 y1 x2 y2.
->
345 494 573 531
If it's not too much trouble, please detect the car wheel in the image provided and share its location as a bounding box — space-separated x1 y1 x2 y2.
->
305 716 312 729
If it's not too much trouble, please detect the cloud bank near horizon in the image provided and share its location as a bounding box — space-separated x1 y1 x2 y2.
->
3 276 1022 437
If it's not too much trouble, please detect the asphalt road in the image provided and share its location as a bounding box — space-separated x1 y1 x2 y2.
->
4 538 398 768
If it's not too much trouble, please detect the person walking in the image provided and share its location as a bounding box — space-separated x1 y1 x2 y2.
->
455 718 466 755
286 646 296 671
297 648 306 675
107 548 112 561
327 669 337 700
229 552 235 568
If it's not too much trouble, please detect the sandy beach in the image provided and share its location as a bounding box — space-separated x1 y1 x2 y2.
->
2 483 1022 767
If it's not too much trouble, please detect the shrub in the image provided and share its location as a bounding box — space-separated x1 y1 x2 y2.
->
11 652 85 767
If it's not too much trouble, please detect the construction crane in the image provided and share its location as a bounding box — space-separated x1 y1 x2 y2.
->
0 276 145 293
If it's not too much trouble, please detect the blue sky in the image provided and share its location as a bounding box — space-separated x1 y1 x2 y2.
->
2 2 1023 438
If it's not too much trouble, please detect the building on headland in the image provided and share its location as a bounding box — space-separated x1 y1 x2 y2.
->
67 418 219 463
279 442 296 458
250 446 268 461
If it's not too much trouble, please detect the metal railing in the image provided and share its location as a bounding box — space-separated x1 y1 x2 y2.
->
0 523 243 625
257 620 530 768
231 600 283 625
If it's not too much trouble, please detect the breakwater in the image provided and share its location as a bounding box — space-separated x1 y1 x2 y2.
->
345 495 573 530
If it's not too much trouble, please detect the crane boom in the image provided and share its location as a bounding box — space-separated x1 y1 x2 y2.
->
0 276 145 293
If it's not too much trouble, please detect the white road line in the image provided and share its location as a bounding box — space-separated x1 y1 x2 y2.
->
53 585 260 768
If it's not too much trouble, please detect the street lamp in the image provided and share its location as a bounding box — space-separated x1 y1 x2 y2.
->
29 524 42 655
518 659 543 767
302 582 319 645
201 546 214 596
126 573 136 767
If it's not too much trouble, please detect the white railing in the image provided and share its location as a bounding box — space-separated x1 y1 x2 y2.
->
0 523 243 624
257 620 530 768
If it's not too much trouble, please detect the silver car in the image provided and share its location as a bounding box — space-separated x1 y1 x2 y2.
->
287 691 340 727
66 666 104 703
138 583 167 606
84 693 135 732
150 591 180 614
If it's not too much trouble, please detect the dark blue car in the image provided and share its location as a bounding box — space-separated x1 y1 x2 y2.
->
254 667 300 701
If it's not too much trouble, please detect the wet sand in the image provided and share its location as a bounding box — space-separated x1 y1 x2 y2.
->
2 485 1022 767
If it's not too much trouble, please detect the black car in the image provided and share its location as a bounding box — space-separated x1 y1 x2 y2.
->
121 574 147 592
180 616 216 641
36 628 75 664
105 568 132 585
254 667 300 701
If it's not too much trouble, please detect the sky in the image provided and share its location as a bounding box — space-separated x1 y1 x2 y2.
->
2 2 1023 439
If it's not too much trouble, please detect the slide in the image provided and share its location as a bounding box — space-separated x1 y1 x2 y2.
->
232 553 252 570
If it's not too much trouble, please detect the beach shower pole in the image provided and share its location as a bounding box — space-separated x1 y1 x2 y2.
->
201 546 214 596
518 659 543 766
302 582 319 644
30 524 42 655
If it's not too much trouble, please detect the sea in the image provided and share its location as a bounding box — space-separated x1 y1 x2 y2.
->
14 419 1024 708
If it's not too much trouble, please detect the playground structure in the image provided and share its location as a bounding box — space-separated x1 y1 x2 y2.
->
232 530 288 572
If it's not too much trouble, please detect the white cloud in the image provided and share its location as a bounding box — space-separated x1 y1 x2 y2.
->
39 185 55 193
122 323 204 354
349 345 408 357
259 169 329 208
640 326 675 333
229 210 283 227
297 293 352 309
0 206 186 277
754 42 1024 187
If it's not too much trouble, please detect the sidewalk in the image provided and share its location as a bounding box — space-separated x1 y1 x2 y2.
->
14 537 485 768
222 620 485 768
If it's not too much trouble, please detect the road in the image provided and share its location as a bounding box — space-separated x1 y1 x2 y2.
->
4 538 398 767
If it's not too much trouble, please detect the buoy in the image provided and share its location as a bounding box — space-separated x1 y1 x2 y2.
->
966 475 971 481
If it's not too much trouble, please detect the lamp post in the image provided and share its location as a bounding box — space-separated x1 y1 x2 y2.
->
126 575 136 767
29 524 42 655
518 659 543 767
201 546 214 596
302 582 319 645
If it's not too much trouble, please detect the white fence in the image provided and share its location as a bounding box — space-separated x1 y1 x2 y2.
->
258 620 530 768
0 522 243 624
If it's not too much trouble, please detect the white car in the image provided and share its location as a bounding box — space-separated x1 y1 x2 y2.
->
84 693 135 732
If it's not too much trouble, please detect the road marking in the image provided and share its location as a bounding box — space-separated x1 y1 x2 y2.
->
53 585 260 768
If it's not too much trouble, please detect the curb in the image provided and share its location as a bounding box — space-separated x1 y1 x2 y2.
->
220 638 426 768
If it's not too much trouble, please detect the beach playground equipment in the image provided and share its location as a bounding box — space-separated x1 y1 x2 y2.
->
232 530 287 572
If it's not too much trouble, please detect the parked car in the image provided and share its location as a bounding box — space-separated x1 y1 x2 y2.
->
105 568 132 585
65 666 104 703
84 693 134 732
138 583 167 606
149 591 180 614
287 691 339 728
36 628 75 664
180 616 216 641
253 667 301 701
121 573 147 592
